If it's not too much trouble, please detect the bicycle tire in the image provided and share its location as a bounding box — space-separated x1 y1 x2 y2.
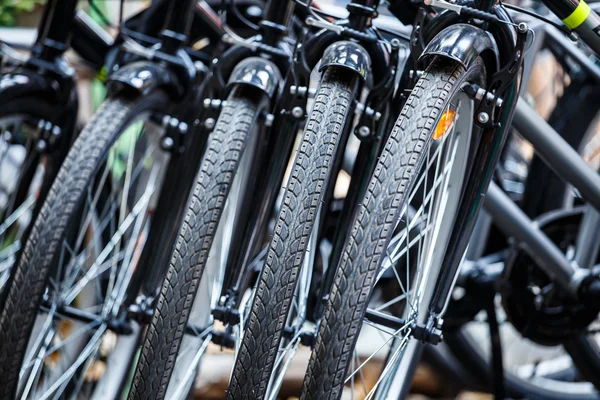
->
128 87 266 400
302 57 485 400
0 92 167 398
227 67 359 399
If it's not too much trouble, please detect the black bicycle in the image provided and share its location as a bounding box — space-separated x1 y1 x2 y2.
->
300 0 600 398
125 0 404 398
0 0 230 397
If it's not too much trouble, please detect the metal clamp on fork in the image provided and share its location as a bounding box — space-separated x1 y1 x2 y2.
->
473 22 529 128
365 309 444 345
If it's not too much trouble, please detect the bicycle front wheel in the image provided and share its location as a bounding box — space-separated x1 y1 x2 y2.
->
128 86 268 400
228 67 360 400
0 92 170 399
302 57 484 400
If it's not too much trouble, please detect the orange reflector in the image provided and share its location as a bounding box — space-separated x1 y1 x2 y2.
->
433 110 456 140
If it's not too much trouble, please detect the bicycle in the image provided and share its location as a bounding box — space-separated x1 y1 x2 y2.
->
0 0 226 397
125 0 404 398
300 0 600 398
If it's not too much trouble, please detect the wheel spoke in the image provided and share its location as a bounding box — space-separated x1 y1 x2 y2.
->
62 176 158 304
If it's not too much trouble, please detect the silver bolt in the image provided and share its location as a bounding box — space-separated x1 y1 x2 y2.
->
291 106 304 119
518 22 528 33
355 102 365 114
477 112 489 124
265 113 275 127
204 118 216 130
178 122 188 134
290 86 308 97
203 98 211 108
52 126 61 136
409 70 424 79
568 31 579 41
247 5 262 17
357 126 370 138
36 139 47 151
297 86 308 97
161 136 174 150
169 118 179 129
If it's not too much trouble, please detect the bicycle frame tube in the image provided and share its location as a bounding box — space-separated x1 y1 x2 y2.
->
161 0 197 52
513 99 600 210
348 0 382 31
34 0 78 60
260 0 296 46
544 25 600 83
575 206 600 268
542 0 600 55
484 182 583 297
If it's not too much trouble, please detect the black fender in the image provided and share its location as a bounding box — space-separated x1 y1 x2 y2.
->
106 60 182 99
319 40 371 81
419 23 499 74
0 69 60 106
227 57 282 98
227 57 282 99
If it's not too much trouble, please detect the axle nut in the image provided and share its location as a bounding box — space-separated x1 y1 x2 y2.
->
477 112 489 124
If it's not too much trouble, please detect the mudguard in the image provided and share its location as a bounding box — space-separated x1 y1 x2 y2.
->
0 69 59 105
319 40 371 80
419 24 500 73
228 57 282 98
106 61 181 98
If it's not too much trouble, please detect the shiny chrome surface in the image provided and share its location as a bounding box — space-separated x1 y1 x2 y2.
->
420 23 499 71
228 57 282 98
107 60 179 97
319 40 371 80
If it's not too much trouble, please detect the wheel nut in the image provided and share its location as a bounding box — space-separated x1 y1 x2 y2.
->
161 137 174 150
357 126 370 138
204 118 216 130
477 112 489 124
292 106 304 119
36 139 47 151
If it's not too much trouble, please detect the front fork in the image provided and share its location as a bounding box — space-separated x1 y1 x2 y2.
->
422 9 528 339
